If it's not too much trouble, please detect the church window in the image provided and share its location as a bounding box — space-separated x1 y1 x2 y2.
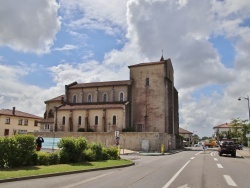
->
95 116 98 125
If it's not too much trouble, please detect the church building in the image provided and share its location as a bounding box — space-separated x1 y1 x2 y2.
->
41 57 179 136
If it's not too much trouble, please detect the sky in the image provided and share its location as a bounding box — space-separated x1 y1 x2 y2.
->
1 0 250 138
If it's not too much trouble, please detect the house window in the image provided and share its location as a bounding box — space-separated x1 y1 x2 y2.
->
73 95 77 103
119 92 124 101
62 116 66 125
78 116 82 125
87 94 92 102
95 116 98 125
44 124 50 130
103 93 108 102
112 115 117 125
18 119 23 125
34 120 38 126
24 119 28 126
146 78 149 87
5 117 10 124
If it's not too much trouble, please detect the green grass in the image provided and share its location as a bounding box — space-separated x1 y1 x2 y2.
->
0 159 133 180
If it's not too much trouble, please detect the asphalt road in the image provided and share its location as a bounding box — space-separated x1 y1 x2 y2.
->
1 148 250 188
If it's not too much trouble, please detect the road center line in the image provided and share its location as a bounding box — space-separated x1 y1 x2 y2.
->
60 171 114 188
223 175 237 187
190 157 195 160
162 160 190 188
217 163 223 168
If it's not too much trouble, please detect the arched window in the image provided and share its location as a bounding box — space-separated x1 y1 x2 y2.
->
73 95 77 103
78 116 82 125
103 93 108 102
112 115 117 125
62 116 66 125
87 94 92 102
95 116 98 125
119 92 124 101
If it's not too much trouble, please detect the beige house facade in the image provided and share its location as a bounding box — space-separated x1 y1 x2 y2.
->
41 57 179 137
0 107 42 136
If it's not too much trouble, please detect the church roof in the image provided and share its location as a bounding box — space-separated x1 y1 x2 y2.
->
58 104 125 110
128 58 171 68
45 95 65 103
69 80 132 89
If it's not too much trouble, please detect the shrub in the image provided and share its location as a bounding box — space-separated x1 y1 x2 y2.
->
0 137 5 168
89 143 103 161
122 127 134 132
37 152 50 165
48 152 59 165
0 135 36 168
77 128 85 132
83 148 95 161
105 147 119 160
58 137 88 163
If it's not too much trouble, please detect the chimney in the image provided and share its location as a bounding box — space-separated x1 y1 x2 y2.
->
12 107 16 115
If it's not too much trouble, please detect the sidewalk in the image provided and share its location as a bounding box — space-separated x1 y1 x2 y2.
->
120 149 183 156
236 147 250 160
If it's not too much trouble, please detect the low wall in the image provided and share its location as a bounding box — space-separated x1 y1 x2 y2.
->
33 132 176 152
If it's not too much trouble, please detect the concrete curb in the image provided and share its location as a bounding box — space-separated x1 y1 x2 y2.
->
0 162 135 183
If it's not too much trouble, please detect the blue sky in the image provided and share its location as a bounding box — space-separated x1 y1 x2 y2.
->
1 0 250 137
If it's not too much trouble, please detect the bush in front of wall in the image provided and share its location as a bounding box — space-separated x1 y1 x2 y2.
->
58 137 88 163
37 152 50 165
77 128 85 132
104 147 119 160
0 135 36 168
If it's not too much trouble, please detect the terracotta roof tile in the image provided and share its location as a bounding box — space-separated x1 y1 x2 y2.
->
179 127 193 134
213 123 232 129
58 104 125 110
128 59 170 68
0 109 43 119
45 95 65 103
70 80 132 89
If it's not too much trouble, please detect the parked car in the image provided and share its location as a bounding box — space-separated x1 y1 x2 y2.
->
218 140 236 157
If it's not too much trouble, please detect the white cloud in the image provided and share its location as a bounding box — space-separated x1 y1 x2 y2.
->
60 0 127 35
53 44 78 51
0 0 61 54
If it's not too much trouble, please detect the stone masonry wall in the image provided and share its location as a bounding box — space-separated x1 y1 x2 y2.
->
33 132 175 152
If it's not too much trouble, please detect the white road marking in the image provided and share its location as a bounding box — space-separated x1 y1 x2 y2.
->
195 151 202 155
217 163 223 168
162 160 190 188
214 158 218 161
177 184 190 188
60 171 114 188
190 157 195 160
223 175 237 187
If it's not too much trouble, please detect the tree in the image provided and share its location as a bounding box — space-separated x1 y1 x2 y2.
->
230 118 250 145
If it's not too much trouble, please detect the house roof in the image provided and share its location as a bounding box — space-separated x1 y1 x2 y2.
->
213 123 232 129
179 127 193 134
0 109 42 119
45 95 65 104
58 104 125 111
69 80 132 89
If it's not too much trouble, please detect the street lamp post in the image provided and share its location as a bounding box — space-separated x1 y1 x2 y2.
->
238 95 250 123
